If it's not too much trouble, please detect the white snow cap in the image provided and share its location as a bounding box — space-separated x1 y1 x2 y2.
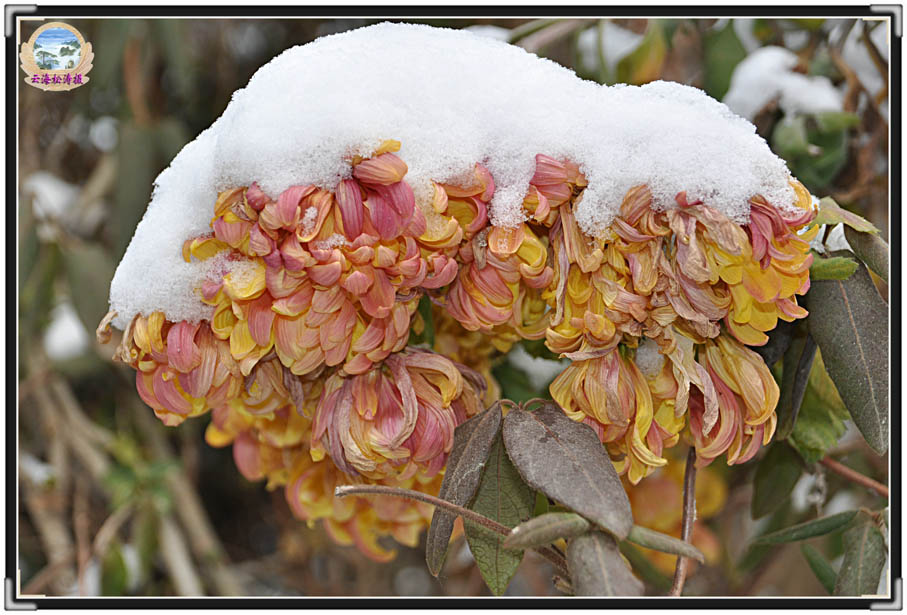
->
109 22 796 329
723 46 843 120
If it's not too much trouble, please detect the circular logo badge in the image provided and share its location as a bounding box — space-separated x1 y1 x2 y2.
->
20 21 94 91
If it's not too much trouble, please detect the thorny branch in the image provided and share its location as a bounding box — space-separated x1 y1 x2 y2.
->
669 448 698 597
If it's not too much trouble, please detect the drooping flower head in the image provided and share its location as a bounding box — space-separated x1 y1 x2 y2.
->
542 176 813 481
310 347 485 480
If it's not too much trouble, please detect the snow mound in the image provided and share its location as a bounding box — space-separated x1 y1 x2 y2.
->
109 22 796 329
723 46 842 120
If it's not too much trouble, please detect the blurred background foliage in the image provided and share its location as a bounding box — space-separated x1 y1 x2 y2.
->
17 17 889 597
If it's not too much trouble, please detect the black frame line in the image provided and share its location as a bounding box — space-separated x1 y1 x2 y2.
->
6 4 900 610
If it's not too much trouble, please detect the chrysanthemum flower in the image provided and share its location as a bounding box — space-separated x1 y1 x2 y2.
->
310 347 485 481
521 154 588 226
688 334 780 467
203 369 445 562
542 177 813 481
117 312 243 427
285 452 442 562
185 141 460 381
430 307 505 405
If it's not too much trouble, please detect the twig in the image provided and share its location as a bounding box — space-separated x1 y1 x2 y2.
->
49 377 112 481
92 502 135 559
819 456 888 498
860 22 888 82
73 479 91 595
158 514 205 596
51 377 114 447
335 484 570 577
133 403 245 596
19 470 76 595
20 554 76 595
122 37 152 126
507 19 559 44
30 372 71 495
669 448 698 597
22 360 77 595
833 19 858 52
336 484 510 533
516 19 588 54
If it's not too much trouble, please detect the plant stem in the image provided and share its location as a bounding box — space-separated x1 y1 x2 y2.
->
337 484 510 533
334 484 569 576
819 456 888 498
669 448 698 597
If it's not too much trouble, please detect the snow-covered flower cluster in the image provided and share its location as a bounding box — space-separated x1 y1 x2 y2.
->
101 23 817 560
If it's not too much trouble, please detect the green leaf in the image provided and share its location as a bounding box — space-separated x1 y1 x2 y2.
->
151 21 194 100
502 402 633 540
113 123 160 260
619 542 672 592
103 465 138 507
101 542 129 596
807 349 848 413
18 204 40 295
795 126 850 189
91 20 134 91
425 403 502 577
801 544 837 594
789 350 850 462
772 116 811 157
844 226 889 283
753 319 794 369
792 19 826 31
519 338 560 361
567 531 643 596
19 242 60 341
145 459 179 481
809 48 840 79
626 525 705 563
464 432 535 596
833 515 887 596
738 500 793 571
752 443 803 519
752 510 858 546
60 242 116 332
789 390 848 463
503 512 590 550
775 331 818 440
154 118 191 162
809 255 859 281
814 111 861 132
491 361 539 404
813 197 879 234
703 21 748 99
616 21 666 85
752 19 777 44
410 294 435 347
131 508 158 581
533 491 549 517
805 260 889 454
